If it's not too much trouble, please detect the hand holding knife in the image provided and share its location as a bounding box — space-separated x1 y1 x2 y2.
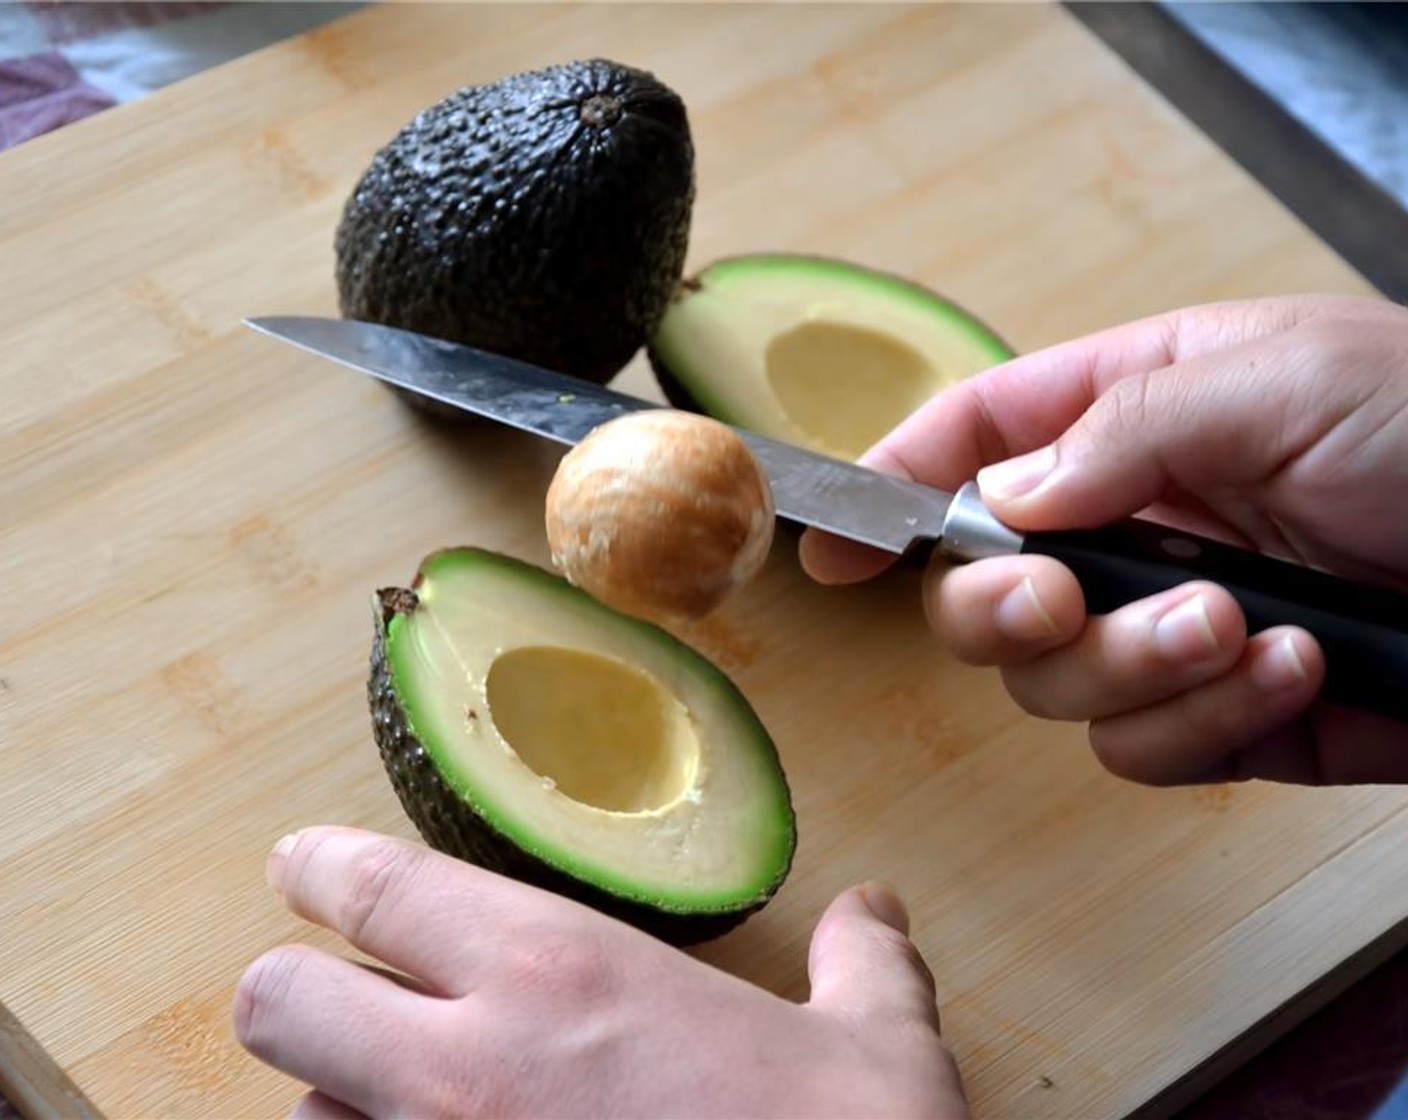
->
246 315 1408 726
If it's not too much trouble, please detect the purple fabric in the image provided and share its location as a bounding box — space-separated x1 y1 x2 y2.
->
0 51 115 150
24 1 227 46
0 0 352 154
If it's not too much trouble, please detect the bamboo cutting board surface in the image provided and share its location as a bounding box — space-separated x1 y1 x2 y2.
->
0 4 1401 1118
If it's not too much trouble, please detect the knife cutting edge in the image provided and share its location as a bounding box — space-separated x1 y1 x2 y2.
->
245 315 1408 724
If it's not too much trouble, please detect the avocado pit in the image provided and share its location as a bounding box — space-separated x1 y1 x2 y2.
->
544 410 776 623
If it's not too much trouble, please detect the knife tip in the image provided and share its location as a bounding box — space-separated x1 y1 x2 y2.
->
242 315 300 339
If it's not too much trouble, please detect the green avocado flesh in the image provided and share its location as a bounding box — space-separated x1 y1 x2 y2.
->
335 58 695 389
368 548 795 945
648 254 1014 460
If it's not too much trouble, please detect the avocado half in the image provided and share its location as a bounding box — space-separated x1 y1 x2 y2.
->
336 58 695 388
647 254 1015 461
368 547 795 946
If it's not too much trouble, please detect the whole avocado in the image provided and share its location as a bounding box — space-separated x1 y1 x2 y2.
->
335 59 695 386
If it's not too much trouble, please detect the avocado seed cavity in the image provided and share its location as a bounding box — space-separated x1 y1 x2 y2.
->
765 319 934 460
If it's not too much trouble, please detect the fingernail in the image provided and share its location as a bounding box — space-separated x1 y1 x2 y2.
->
995 576 1060 641
859 882 910 935
1153 594 1219 662
1252 633 1309 691
267 832 298 892
977 445 1058 503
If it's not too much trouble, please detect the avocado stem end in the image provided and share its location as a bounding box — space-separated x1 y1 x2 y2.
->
377 586 420 625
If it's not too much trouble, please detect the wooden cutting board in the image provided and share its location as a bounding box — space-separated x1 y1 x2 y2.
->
1 4 1401 1118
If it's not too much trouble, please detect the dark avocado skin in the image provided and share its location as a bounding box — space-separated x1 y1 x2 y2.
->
367 596 783 948
336 58 695 390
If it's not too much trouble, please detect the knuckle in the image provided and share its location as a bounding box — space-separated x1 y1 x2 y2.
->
339 839 423 942
416 1015 518 1120
1088 725 1144 783
1088 724 1191 787
506 931 618 1005
1093 374 1154 442
920 567 952 646
882 928 938 1001
1288 319 1347 367
930 558 1078 668
422 1066 511 1120
1176 685 1251 748
233 944 313 1053
1000 665 1065 720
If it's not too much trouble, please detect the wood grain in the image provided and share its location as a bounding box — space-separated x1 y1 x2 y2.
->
0 4 1398 1119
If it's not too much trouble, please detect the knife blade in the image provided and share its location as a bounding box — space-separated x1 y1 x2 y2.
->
246 314 1408 724
244 315 964 556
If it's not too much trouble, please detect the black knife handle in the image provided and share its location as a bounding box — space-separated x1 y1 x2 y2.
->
936 481 1408 723
1022 519 1408 723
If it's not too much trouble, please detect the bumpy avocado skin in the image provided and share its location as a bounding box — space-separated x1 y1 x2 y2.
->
366 596 789 947
336 59 695 387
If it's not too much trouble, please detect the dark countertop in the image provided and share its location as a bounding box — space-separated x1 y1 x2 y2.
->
1164 0 1408 212
1070 1 1408 305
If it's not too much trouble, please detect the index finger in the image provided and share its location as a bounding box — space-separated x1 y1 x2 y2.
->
267 826 537 995
798 314 1178 584
798 297 1310 584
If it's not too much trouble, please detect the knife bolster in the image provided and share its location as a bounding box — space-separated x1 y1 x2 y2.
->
939 481 1025 562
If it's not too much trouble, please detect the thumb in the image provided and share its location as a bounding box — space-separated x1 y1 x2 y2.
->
971 329 1334 531
807 883 941 1031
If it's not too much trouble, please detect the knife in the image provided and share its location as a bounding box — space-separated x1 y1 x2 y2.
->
246 315 1408 724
